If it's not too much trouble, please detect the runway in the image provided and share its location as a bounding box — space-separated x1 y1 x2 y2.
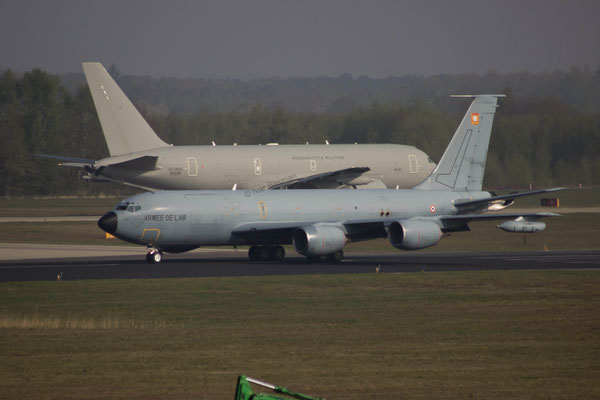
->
1 243 599 281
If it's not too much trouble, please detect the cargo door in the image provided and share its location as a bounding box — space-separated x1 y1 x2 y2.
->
409 155 418 173
187 157 198 176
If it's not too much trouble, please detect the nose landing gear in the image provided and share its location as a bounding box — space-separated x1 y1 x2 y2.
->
146 247 163 263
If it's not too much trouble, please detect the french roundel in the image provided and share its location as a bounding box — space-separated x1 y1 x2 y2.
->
430 204 436 213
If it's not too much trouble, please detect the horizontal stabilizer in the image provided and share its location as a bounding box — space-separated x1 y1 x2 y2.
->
110 155 159 170
61 162 92 168
36 154 95 167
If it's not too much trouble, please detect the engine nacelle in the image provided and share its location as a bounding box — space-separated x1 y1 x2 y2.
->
388 220 442 250
293 225 346 256
498 220 546 233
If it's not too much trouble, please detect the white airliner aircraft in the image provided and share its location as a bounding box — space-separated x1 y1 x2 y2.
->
40 63 435 190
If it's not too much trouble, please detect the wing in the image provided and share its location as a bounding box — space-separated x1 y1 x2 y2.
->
108 155 159 170
36 154 96 169
231 187 564 244
454 187 564 212
38 153 159 171
231 208 562 246
436 212 561 232
269 167 385 189
231 219 388 245
232 221 305 244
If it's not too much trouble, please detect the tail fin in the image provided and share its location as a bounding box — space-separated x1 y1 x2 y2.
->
82 62 168 156
414 94 504 191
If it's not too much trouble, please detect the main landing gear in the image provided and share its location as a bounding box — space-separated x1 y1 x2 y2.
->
248 245 286 261
146 247 163 264
306 249 344 263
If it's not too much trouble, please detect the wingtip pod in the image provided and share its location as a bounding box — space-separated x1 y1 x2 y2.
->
82 62 168 156
497 213 560 233
498 219 546 233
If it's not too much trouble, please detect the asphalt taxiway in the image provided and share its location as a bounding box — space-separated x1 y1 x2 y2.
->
0 243 598 282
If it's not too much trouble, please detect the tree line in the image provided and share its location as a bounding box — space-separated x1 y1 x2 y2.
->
0 68 598 197
59 64 600 114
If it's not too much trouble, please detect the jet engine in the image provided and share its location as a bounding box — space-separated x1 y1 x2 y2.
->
498 218 546 233
388 220 442 250
293 225 347 256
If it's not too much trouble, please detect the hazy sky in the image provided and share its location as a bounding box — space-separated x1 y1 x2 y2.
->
1 0 599 79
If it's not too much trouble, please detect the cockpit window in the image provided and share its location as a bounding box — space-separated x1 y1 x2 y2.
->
115 202 140 212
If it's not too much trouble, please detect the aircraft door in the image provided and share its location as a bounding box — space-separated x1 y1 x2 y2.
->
310 159 317 171
141 229 160 245
259 201 267 219
187 157 198 176
409 155 418 173
253 158 262 175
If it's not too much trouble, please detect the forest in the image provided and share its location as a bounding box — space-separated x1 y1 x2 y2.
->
0 66 599 196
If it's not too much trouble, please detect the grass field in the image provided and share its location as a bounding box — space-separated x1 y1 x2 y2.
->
1 271 599 399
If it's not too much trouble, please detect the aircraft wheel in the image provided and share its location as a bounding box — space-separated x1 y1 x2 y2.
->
146 249 162 264
248 245 261 261
258 246 270 261
327 250 344 262
270 245 285 261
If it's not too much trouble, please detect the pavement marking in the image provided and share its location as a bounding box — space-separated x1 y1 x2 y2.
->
0 263 122 269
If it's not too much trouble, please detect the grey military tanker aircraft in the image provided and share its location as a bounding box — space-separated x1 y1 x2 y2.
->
98 94 561 263
40 62 435 190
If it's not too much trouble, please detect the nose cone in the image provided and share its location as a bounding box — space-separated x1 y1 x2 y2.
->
98 212 118 235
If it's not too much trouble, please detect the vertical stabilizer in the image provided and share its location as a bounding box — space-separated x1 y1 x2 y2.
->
82 62 168 156
414 94 504 191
